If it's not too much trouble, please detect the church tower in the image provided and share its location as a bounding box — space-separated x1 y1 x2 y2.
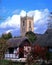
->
20 15 34 36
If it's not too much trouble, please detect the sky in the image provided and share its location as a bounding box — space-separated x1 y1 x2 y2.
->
0 0 52 36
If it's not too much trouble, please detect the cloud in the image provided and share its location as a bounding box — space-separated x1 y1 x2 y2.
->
12 9 20 14
0 15 20 28
20 10 26 17
0 9 49 36
27 9 49 34
5 29 13 34
0 14 20 36
34 9 49 34
27 9 49 24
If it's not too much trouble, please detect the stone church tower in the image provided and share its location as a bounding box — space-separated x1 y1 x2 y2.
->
20 16 34 36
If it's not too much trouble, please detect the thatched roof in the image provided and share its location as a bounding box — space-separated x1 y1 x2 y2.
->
6 29 52 47
45 29 52 47
7 37 31 48
34 29 52 47
34 34 47 47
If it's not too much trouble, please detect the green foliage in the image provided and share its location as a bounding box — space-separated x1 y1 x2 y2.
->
0 38 7 60
1 32 12 40
0 60 25 65
33 63 40 65
25 31 37 43
49 52 52 59
46 52 52 60
0 60 10 65
46 51 50 61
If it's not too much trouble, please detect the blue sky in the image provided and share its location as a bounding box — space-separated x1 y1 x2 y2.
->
0 0 52 36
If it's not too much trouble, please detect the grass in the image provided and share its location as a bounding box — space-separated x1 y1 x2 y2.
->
0 60 40 65
0 60 9 65
0 60 25 65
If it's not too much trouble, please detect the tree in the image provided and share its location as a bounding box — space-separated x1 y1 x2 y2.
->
25 31 37 43
46 50 50 62
1 32 12 40
0 38 7 60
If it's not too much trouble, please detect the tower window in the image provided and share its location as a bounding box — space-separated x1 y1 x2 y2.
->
23 21 25 26
29 21 31 28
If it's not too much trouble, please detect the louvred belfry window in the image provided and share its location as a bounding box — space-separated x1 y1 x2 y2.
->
29 21 31 28
23 21 25 26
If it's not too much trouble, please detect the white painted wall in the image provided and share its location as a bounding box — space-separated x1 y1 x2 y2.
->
5 48 19 59
24 46 31 57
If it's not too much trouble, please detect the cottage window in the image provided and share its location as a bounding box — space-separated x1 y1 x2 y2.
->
9 48 14 54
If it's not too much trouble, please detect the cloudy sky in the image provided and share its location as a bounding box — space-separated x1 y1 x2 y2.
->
0 0 52 36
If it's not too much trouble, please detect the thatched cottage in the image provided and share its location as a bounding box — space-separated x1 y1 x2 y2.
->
5 37 32 60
